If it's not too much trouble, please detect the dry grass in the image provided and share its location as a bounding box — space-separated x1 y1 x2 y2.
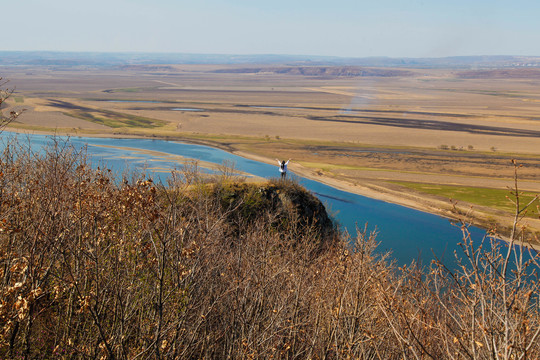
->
1 137 540 359
5 65 540 152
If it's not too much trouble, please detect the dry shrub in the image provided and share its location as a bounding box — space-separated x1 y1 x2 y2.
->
0 138 539 359
1 77 23 131
378 161 540 360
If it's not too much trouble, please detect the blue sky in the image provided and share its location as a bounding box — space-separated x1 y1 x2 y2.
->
4 0 540 58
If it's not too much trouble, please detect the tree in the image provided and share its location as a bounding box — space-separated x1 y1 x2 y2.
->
0 77 22 132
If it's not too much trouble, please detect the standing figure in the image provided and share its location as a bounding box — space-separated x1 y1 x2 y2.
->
276 158 291 179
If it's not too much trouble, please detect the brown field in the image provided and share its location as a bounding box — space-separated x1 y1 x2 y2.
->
3 64 540 237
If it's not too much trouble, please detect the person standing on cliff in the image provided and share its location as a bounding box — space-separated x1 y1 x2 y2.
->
276 158 291 179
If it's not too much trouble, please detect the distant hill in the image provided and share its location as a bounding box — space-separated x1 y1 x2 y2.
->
210 66 414 77
1 51 540 69
455 68 540 79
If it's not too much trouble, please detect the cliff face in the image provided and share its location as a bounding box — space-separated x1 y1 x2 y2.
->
214 180 337 243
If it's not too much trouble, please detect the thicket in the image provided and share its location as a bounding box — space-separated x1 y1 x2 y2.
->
1 138 540 360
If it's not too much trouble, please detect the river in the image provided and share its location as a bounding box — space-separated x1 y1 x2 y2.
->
2 132 505 267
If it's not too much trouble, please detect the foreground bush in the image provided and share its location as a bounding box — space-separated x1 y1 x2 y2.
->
0 139 539 359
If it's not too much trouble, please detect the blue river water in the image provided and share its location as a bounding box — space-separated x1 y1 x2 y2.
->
1 132 505 268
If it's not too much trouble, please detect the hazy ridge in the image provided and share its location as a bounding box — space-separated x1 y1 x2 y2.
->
2 51 540 68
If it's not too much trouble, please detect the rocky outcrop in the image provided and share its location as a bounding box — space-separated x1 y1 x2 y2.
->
215 180 337 243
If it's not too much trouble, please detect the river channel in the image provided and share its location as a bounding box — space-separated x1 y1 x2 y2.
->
3 132 503 268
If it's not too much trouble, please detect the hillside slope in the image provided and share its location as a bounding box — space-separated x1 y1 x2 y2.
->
1 140 539 359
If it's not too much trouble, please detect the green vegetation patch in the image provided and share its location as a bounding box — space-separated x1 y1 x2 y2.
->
393 181 540 216
13 96 24 103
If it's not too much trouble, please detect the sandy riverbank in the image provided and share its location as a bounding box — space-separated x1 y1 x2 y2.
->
235 150 473 217
5 126 540 249
234 150 540 250
5 126 452 215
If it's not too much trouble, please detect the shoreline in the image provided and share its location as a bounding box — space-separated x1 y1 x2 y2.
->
5 127 451 213
234 149 540 251
5 126 540 250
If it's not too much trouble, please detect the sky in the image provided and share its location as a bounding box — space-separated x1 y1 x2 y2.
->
3 0 540 58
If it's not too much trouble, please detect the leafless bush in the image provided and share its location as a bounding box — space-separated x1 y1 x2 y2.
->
214 160 243 184
0 78 23 131
1 138 539 359
379 160 540 360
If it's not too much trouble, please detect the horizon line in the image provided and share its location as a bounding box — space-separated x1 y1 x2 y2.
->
1 50 540 60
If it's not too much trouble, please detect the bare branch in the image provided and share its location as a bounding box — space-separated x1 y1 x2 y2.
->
0 77 23 132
